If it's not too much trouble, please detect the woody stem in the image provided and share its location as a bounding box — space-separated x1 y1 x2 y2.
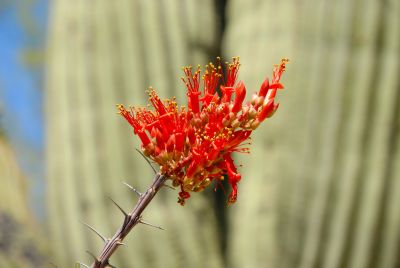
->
90 173 167 268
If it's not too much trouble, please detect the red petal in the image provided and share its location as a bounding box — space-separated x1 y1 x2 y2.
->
258 79 269 97
269 83 284 89
221 86 235 102
174 132 185 152
149 90 168 115
137 130 150 146
267 102 280 118
228 184 238 204
186 160 199 178
187 127 196 145
179 190 191 199
223 154 241 204
200 93 214 107
166 134 175 152
188 91 201 114
257 99 274 122
232 81 246 113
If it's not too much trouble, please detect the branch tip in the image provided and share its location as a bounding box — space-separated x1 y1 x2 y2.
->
86 173 167 267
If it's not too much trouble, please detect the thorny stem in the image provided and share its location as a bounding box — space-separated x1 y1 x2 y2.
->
89 173 167 268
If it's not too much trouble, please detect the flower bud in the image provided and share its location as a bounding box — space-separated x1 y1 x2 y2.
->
248 106 257 119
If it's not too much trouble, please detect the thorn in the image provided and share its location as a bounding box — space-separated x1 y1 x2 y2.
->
106 262 118 268
139 219 165 231
162 183 175 190
108 197 130 227
107 196 128 217
135 148 157 173
116 239 125 246
86 250 100 264
79 220 108 243
77 262 90 268
122 181 142 196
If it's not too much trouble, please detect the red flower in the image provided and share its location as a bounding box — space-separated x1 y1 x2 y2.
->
118 57 288 205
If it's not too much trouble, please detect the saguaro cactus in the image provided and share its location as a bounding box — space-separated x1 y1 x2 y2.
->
224 0 400 268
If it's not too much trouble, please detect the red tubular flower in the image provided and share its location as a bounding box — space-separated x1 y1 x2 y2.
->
223 154 241 204
181 66 201 113
118 57 288 205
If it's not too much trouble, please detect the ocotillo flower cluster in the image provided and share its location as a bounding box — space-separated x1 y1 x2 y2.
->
118 57 288 205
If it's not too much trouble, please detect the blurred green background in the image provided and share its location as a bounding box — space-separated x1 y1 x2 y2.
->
0 0 399 267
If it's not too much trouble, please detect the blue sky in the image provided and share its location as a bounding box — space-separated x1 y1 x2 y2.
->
0 0 48 218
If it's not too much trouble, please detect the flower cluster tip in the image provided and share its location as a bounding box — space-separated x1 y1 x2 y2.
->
118 57 288 205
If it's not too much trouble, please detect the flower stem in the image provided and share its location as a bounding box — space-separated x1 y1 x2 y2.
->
90 173 167 268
